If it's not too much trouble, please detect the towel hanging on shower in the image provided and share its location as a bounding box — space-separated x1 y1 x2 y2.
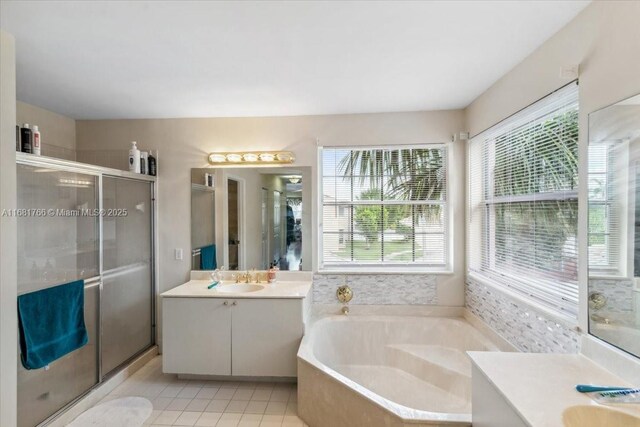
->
17 279 89 370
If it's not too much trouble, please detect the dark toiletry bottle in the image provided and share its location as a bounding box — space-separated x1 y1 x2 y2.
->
147 150 157 176
140 153 146 175
20 124 32 153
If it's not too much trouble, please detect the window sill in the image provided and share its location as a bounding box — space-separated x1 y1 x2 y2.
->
588 274 633 281
467 272 580 331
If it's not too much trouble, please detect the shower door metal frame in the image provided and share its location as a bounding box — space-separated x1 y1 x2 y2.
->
16 152 157 426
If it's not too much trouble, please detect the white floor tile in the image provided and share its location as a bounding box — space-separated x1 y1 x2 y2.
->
269 389 290 402
151 397 174 410
174 411 203 426
196 388 218 399
225 400 249 413
251 389 272 401
143 409 161 425
233 388 255 401
178 386 203 399
238 413 263 427
166 397 192 411
159 385 184 398
282 415 304 426
244 400 268 414
285 402 297 415
264 401 287 415
215 388 236 400
259 414 283 427
194 412 222 427
152 410 181 425
217 412 242 427
186 398 211 412
205 399 230 412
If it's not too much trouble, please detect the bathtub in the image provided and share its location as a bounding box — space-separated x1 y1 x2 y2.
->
297 314 506 427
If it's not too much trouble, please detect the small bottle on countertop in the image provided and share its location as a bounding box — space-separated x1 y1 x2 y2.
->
20 124 32 153
128 141 141 173
147 150 157 176
268 266 277 283
32 125 41 156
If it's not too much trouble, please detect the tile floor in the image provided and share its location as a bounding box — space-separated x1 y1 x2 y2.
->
96 356 307 427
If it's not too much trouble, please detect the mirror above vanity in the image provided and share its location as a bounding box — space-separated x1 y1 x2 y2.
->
191 166 312 272
588 93 640 357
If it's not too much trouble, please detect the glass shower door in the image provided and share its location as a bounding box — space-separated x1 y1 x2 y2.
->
16 164 99 427
101 176 154 377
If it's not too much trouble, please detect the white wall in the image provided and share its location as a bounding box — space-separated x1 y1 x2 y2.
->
16 101 76 160
464 0 640 337
0 29 18 427
76 110 467 339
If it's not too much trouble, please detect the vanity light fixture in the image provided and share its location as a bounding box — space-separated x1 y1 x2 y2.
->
259 153 275 162
226 153 243 163
288 177 301 184
242 153 259 162
208 153 227 163
208 151 295 165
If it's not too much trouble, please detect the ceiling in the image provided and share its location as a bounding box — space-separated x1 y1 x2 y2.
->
1 1 590 120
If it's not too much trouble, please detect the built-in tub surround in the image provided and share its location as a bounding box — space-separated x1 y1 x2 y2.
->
313 274 437 305
297 314 509 427
466 277 581 353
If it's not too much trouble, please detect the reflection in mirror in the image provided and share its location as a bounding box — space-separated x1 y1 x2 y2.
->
588 93 640 357
191 167 311 271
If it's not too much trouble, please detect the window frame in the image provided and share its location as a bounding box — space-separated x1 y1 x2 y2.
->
467 82 580 318
587 140 630 278
318 144 453 273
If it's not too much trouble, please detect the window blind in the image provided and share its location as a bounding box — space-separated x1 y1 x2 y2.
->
468 82 579 317
320 146 448 270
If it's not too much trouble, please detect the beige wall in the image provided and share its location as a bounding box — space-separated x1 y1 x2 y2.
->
0 29 18 427
16 101 76 160
75 110 467 322
464 1 640 331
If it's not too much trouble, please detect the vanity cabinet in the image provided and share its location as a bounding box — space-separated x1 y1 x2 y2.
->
162 296 304 377
163 298 232 375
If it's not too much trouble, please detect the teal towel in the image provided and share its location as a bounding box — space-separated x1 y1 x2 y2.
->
200 244 217 270
18 280 89 370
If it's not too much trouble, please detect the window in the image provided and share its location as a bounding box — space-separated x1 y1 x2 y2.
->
588 142 625 275
320 145 449 270
468 82 579 317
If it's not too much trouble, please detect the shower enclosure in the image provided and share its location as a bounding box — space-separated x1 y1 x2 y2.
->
15 153 156 427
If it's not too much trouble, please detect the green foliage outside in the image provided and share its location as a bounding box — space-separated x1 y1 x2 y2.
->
338 149 445 260
492 109 579 274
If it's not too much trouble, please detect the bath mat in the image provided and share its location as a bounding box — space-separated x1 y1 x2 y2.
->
67 397 153 427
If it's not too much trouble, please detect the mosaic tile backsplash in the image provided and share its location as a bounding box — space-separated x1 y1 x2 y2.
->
589 278 635 315
466 277 581 353
313 274 437 305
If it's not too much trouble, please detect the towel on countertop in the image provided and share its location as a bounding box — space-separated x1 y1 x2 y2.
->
200 244 217 270
17 279 89 370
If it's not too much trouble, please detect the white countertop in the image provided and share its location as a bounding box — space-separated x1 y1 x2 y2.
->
161 279 312 299
468 352 640 426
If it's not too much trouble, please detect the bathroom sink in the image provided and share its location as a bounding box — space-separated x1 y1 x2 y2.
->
562 405 640 427
215 284 265 293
